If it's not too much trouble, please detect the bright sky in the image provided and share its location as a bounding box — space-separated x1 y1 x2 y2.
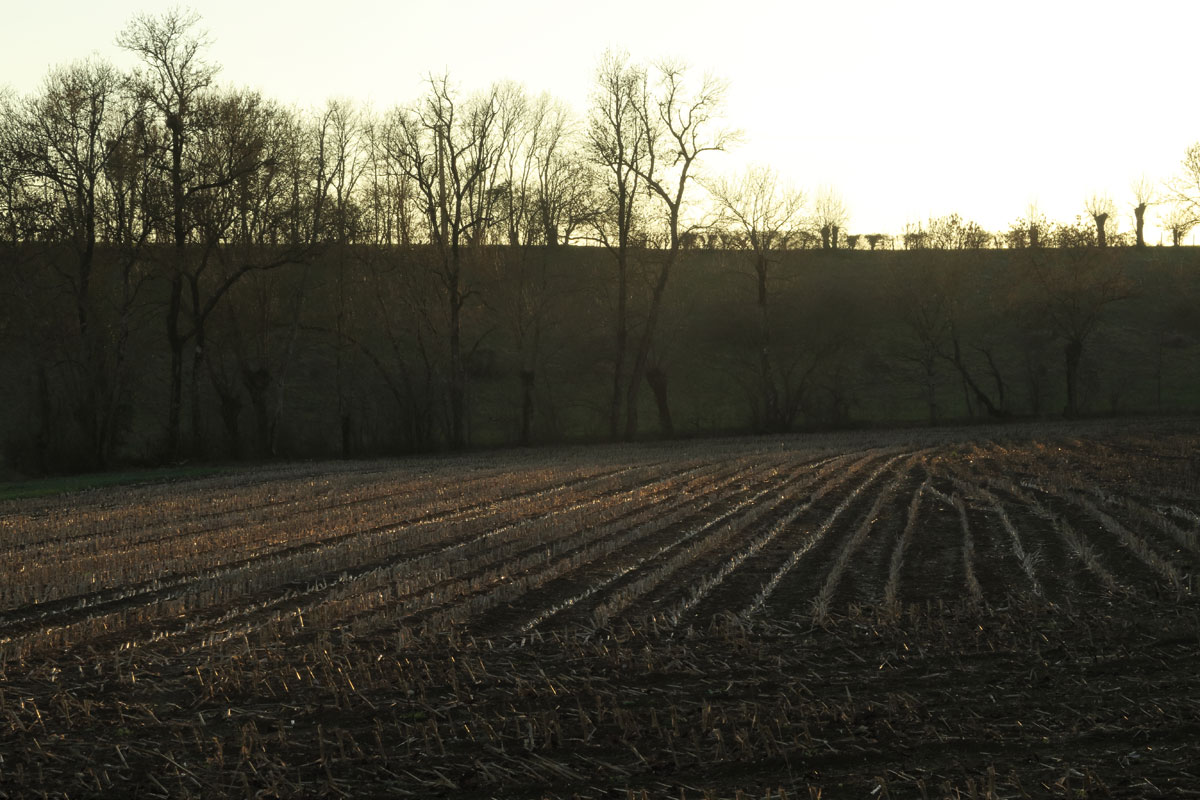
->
4 0 1199 240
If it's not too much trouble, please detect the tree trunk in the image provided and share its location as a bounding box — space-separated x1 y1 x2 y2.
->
609 253 628 441
1064 338 1083 417
448 258 467 450
166 116 187 460
242 366 272 457
645 366 673 438
924 356 938 426
1093 213 1108 248
341 413 352 458
945 337 1005 419
756 258 781 432
623 257 672 440
519 369 535 446
1155 333 1164 413
217 389 242 459
165 275 185 459
1134 203 1146 248
34 364 52 474
189 331 206 457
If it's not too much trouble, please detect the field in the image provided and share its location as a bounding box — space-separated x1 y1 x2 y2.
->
2 420 1200 798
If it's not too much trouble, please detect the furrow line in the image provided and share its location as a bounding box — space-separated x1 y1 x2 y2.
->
743 452 910 617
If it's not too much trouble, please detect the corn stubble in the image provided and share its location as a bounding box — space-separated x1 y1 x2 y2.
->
2 421 1199 798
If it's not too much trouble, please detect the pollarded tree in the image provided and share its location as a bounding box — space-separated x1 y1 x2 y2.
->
1004 203 1051 249
1083 192 1115 248
707 165 805 431
812 186 848 250
1130 175 1155 248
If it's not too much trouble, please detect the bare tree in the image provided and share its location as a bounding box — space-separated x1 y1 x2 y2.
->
309 99 368 455
310 98 366 245
1021 220 1133 416
383 74 506 448
530 98 594 246
8 61 134 337
707 165 805 430
362 114 416 246
619 59 736 438
1161 202 1194 246
901 220 928 250
587 50 647 440
1166 143 1200 242
889 258 954 424
1083 192 1115 248
925 213 990 249
812 186 848 250
1005 203 1050 249
1130 175 1155 248
10 61 148 465
117 7 220 456
0 88 18 244
179 90 309 454
490 90 588 444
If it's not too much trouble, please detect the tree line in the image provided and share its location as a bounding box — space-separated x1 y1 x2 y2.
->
2 9 1199 473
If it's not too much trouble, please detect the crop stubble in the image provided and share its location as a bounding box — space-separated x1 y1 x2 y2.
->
1 421 1199 798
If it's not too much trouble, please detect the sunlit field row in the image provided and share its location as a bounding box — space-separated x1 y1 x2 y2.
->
2 420 1199 798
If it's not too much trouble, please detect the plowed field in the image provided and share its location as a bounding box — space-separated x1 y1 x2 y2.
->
3 420 1200 798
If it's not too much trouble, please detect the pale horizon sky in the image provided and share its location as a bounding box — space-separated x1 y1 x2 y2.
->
4 0 1199 241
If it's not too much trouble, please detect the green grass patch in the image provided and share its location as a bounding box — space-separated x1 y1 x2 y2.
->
0 466 233 502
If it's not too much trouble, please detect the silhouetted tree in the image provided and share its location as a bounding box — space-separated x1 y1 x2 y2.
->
1083 192 1115 248
901 220 928 250
1022 220 1133 416
0 89 19 244
5 60 147 466
183 91 311 455
1130 175 1155 248
1004 204 1050 249
926 213 990 250
383 74 507 448
812 187 848 250
1161 202 1194 246
586 51 647 439
707 165 804 431
619 60 736 438
1166 143 1200 242
118 7 220 456
489 88 579 444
